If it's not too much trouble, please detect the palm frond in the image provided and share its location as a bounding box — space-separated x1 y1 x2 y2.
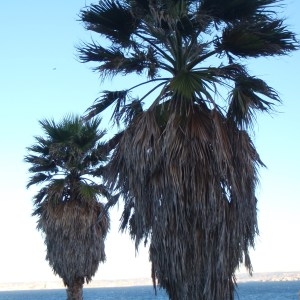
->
83 146 108 169
199 63 247 80
77 183 101 203
39 119 65 142
170 71 217 100
26 173 53 188
26 139 50 156
25 154 55 169
220 20 299 58
227 76 280 127
79 42 160 79
97 193 120 223
80 0 137 46
200 0 280 23
84 90 128 121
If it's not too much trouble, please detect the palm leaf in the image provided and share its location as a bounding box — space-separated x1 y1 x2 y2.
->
200 0 280 23
77 183 102 203
84 90 128 120
199 63 247 80
27 162 57 175
79 42 160 79
227 76 280 127
26 139 50 156
80 0 137 46
169 69 220 103
220 20 298 57
27 173 50 188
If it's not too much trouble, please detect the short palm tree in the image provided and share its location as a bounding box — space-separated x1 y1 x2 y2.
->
78 1 298 299
25 116 110 300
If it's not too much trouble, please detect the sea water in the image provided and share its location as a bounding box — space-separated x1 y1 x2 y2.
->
0 281 299 299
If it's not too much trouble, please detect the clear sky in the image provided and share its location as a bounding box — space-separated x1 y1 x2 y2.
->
0 0 299 284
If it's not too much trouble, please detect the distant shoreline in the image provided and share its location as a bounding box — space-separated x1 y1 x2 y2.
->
1 272 300 292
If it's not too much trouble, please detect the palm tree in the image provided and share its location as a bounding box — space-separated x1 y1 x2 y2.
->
25 115 110 300
78 1 298 299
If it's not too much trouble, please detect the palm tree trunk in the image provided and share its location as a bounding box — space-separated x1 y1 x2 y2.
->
66 278 84 300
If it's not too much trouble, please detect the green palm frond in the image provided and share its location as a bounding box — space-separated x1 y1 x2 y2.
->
220 20 298 58
77 183 100 202
169 69 217 101
84 90 128 120
79 0 298 128
227 76 280 127
27 173 51 188
80 0 137 46
200 0 280 23
83 147 108 168
26 139 50 155
200 63 247 80
27 163 57 176
25 155 56 170
25 115 111 204
39 119 67 143
79 43 160 79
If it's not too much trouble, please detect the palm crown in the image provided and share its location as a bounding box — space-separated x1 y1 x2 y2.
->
79 0 297 127
25 116 109 196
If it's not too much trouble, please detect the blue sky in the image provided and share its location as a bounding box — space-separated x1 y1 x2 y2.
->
0 0 299 283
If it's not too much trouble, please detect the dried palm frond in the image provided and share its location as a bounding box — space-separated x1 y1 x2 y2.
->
107 106 262 299
35 199 109 286
220 20 298 58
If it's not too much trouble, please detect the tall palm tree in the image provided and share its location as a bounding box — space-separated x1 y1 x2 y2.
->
78 1 298 299
25 116 110 300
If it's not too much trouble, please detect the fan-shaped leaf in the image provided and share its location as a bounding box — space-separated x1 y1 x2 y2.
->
80 0 137 46
220 20 298 57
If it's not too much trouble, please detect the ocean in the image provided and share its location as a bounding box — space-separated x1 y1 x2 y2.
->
0 281 299 300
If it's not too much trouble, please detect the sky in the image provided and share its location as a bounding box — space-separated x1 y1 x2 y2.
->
0 0 299 284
